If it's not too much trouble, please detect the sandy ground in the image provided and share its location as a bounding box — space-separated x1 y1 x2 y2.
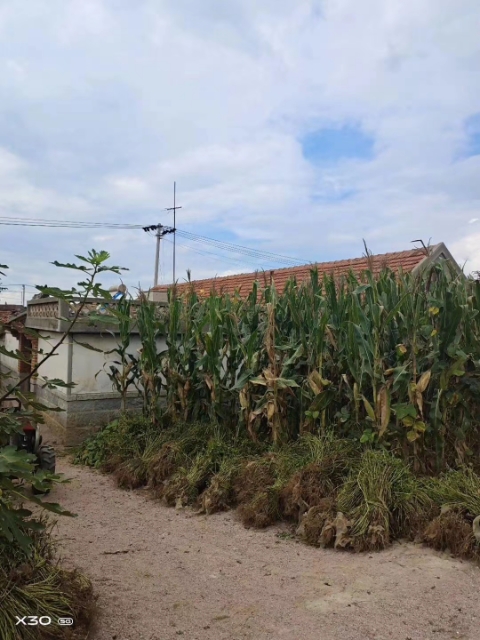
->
50 456 480 640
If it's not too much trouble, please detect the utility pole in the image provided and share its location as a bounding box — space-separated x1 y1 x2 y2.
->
154 225 162 287
143 223 175 288
21 284 25 307
166 181 182 284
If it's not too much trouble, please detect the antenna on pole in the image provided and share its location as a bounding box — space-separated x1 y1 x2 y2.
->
166 181 182 284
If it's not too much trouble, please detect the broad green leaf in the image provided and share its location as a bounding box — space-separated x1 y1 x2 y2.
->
392 403 417 421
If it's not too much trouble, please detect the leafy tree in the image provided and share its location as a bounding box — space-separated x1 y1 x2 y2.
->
0 250 126 551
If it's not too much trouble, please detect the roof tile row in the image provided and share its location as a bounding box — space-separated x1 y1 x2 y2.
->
152 246 431 297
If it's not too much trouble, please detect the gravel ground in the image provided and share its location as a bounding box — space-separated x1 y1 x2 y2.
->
51 457 480 640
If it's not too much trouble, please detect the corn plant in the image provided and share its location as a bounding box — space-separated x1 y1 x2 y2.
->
133 260 480 472
94 296 139 412
137 297 163 425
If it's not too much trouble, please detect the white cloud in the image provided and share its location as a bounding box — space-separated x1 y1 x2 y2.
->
451 233 480 273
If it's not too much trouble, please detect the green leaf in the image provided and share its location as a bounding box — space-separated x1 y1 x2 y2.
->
276 378 300 389
360 429 374 444
307 388 335 413
40 377 76 389
413 420 426 433
0 446 36 475
283 344 304 366
0 345 28 361
392 403 417 421
72 339 107 352
232 370 253 391
51 261 89 271
353 284 371 295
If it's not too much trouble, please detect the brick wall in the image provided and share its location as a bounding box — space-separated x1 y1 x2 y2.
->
18 334 30 374
30 337 39 378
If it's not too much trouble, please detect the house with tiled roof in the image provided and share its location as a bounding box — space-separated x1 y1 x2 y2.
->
0 242 461 447
150 242 461 301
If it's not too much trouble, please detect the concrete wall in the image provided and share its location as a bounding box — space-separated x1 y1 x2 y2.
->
36 335 70 396
72 333 114 395
148 290 168 303
32 330 167 446
2 319 168 446
71 333 167 394
36 387 145 447
0 330 21 388
1 330 21 374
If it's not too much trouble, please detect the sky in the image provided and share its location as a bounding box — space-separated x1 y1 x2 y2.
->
1 0 480 303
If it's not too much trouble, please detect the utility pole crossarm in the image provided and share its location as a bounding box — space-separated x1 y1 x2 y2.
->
144 223 175 288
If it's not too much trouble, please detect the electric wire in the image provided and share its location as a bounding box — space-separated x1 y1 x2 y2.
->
0 215 306 265
163 237 279 270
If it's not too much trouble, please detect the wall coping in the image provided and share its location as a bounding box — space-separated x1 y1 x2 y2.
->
25 297 153 333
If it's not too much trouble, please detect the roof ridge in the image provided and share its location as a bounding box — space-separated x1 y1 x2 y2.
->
152 245 436 291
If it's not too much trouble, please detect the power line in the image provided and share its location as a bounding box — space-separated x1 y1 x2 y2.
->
0 217 143 229
163 237 277 270
0 215 306 265
6 283 37 288
175 230 303 265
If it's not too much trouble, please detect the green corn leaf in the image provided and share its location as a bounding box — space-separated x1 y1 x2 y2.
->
392 403 417 420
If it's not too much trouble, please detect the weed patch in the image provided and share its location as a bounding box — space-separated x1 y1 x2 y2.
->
422 510 479 559
0 524 95 639
337 450 432 551
76 419 480 561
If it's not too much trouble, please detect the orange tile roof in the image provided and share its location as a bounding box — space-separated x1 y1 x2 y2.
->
153 246 433 298
0 305 24 325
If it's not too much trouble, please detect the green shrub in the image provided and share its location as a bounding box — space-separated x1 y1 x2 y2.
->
73 416 156 469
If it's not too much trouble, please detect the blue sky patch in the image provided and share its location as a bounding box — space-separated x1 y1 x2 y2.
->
464 113 480 157
301 125 374 164
311 189 357 203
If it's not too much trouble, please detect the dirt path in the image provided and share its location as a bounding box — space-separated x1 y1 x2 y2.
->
52 457 480 640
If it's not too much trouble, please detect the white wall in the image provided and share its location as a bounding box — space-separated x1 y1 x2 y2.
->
3 327 168 399
72 333 167 395
0 330 21 374
35 335 70 396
